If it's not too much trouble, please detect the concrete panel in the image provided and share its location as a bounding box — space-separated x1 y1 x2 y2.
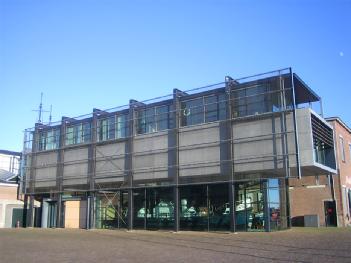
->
133 133 169 181
134 132 168 153
63 148 89 186
63 163 88 185
232 116 285 173
96 142 125 158
95 142 126 184
179 123 220 177
64 148 88 162
36 152 58 166
35 167 57 188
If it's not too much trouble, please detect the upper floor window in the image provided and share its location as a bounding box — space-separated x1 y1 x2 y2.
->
339 136 345 162
98 114 128 142
137 105 170 135
231 81 281 118
349 143 351 161
66 122 91 145
38 128 60 151
181 93 226 127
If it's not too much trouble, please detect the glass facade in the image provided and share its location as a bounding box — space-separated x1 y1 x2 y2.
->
38 128 60 151
130 181 285 232
133 187 174 230
235 182 265 231
98 114 128 142
66 122 91 145
136 105 170 135
231 79 286 118
181 93 227 127
95 191 128 229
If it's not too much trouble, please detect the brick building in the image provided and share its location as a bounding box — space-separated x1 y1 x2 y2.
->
326 117 351 226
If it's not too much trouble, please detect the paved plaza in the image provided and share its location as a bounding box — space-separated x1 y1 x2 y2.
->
0 228 350 263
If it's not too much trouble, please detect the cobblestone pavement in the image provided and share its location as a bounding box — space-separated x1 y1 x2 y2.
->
0 227 350 263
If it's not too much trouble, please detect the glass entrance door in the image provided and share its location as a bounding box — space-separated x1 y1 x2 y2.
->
235 182 264 231
47 202 57 228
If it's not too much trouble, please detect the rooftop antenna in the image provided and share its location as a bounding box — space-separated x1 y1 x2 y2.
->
49 105 52 125
32 92 50 124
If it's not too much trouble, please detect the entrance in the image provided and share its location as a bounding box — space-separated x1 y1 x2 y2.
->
64 200 87 229
47 202 57 228
42 200 57 228
324 201 337 226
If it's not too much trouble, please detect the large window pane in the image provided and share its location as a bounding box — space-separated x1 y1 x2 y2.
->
181 98 204 126
83 123 91 142
133 189 146 229
146 188 174 230
66 127 74 145
98 119 108 141
108 116 115 140
156 105 169 131
232 80 282 118
235 182 265 231
95 191 127 229
75 124 82 144
179 185 208 231
116 115 127 138
209 184 230 231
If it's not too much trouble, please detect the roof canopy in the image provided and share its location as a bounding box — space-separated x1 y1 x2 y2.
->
293 73 320 104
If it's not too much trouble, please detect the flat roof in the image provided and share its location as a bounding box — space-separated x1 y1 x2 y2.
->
293 73 320 104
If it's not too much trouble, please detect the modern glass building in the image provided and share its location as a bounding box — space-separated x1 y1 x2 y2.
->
22 68 337 232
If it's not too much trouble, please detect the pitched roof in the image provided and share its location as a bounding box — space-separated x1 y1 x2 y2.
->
0 169 17 183
325 117 351 134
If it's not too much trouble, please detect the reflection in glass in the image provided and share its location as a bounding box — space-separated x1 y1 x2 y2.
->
95 191 128 229
179 185 207 231
235 182 264 231
146 188 174 230
209 184 230 231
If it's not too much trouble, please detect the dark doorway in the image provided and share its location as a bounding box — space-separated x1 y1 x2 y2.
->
324 201 337 226
12 208 24 227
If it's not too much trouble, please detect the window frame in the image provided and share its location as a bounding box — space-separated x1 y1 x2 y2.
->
37 128 60 151
339 136 345 162
65 122 91 146
180 92 226 127
136 104 170 135
98 113 129 142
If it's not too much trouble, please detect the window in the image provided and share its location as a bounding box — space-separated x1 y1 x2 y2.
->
137 105 170 135
181 97 203 126
66 122 91 145
37 128 60 151
340 136 345 162
116 114 128 139
349 143 351 161
98 114 129 141
181 93 226 127
232 80 281 118
205 94 227 122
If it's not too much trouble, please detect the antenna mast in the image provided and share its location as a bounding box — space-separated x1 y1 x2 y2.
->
38 92 43 123
32 92 50 124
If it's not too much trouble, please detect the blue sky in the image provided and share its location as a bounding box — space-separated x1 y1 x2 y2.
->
0 0 350 151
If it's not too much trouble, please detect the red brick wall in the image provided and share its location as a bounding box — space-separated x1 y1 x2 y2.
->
328 119 351 226
289 176 333 227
